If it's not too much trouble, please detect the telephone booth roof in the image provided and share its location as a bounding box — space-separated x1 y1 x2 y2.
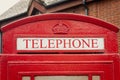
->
0 13 119 53
1 13 119 32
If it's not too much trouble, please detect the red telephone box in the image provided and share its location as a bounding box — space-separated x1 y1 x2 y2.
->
0 13 120 80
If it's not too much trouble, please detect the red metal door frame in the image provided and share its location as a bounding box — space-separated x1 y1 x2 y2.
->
18 71 104 80
0 54 119 80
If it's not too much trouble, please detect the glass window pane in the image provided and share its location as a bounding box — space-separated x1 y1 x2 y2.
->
92 76 100 80
22 76 31 80
35 76 88 80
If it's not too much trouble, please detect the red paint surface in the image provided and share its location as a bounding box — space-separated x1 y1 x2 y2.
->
0 54 120 80
0 13 120 80
0 13 119 53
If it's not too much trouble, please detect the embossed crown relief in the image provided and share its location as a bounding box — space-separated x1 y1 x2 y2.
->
52 20 70 34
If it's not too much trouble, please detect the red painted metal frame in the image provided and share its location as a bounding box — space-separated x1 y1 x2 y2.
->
0 54 120 80
18 71 104 80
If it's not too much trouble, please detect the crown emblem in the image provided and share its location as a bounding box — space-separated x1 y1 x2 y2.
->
52 21 70 34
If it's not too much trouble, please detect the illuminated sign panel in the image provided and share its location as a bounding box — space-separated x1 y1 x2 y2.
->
17 38 104 51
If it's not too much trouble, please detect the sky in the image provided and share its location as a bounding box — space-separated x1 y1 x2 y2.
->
0 0 20 15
